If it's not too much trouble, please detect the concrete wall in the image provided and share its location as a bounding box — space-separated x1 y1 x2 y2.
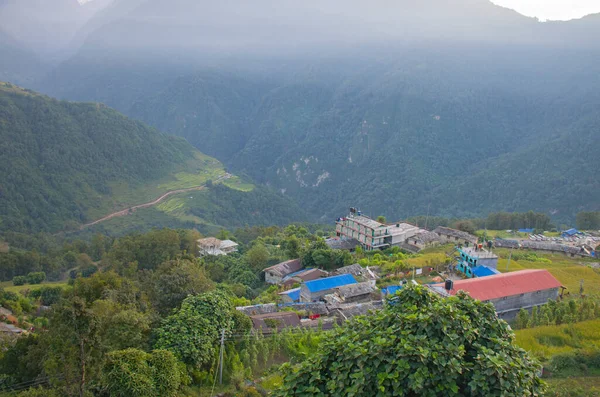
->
265 272 282 285
300 285 335 302
477 257 498 269
489 287 560 321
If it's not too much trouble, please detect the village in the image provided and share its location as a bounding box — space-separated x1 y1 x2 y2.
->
194 208 599 334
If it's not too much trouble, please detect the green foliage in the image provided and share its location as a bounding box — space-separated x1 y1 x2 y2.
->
275 285 544 396
26 272 45 285
28 286 64 306
12 276 27 286
245 243 270 271
102 348 185 397
576 212 600 230
146 258 214 314
153 290 236 368
512 297 600 330
0 83 218 233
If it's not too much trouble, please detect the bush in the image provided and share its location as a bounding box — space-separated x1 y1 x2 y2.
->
12 276 27 286
26 272 46 285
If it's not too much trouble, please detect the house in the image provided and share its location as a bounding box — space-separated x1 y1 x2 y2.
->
0 322 25 335
454 246 499 278
278 288 301 303
562 228 581 238
329 301 383 321
235 303 278 316
325 237 361 251
405 231 441 251
335 209 422 250
495 239 590 258
430 269 563 320
263 259 303 284
331 281 378 304
300 274 357 302
250 312 301 333
331 263 378 281
433 227 478 246
282 268 328 287
197 237 238 256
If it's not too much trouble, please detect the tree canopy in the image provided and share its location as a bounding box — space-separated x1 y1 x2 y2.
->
275 285 544 396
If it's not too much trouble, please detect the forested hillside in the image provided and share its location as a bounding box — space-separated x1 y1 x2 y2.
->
34 0 600 224
0 83 306 233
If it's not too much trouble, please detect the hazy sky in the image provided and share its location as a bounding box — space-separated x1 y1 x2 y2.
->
492 0 600 21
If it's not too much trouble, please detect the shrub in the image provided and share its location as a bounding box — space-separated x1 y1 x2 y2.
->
12 276 27 286
26 272 46 285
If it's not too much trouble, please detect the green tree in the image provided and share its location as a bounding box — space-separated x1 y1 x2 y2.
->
275 285 544 396
148 259 214 314
153 290 236 368
245 243 269 271
26 271 46 284
12 275 27 286
101 348 185 397
376 215 387 224
453 220 477 235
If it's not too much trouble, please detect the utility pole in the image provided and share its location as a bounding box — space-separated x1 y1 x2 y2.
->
506 247 513 272
219 329 225 385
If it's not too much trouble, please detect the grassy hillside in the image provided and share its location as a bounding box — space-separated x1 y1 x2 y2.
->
0 82 306 233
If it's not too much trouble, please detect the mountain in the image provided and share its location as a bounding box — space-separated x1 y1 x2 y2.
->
0 82 307 233
35 0 600 224
0 0 113 57
0 29 46 85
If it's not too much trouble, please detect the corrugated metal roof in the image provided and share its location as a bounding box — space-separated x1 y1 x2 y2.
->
381 285 403 296
279 288 301 302
305 274 357 292
263 259 303 277
472 266 500 277
434 269 562 301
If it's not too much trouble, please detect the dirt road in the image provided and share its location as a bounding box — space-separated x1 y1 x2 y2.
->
80 174 230 229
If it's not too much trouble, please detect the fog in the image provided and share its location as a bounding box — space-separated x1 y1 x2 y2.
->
2 0 599 63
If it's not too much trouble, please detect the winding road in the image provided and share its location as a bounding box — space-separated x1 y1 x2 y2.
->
80 173 230 229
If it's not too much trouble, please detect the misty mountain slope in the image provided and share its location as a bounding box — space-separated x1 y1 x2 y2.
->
0 29 46 85
0 82 306 233
34 0 600 223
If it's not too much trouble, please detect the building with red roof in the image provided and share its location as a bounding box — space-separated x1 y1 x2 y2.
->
431 269 564 321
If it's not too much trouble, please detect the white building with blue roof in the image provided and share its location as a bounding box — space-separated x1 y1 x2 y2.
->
300 274 357 302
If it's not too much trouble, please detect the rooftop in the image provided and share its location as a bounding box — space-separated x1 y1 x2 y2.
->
197 237 221 247
325 237 361 250
220 239 238 249
433 269 562 301
278 288 301 302
263 259 303 278
460 246 498 259
433 226 477 242
343 215 384 229
335 281 376 299
304 274 357 293
250 312 301 330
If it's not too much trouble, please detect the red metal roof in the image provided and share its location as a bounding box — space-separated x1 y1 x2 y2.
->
434 269 563 301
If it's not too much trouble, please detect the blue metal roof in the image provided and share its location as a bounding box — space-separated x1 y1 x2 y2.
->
562 228 579 236
518 228 534 233
281 288 300 302
304 274 356 293
472 266 500 278
381 285 402 296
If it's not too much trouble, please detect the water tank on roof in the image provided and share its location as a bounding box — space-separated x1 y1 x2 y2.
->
445 279 453 291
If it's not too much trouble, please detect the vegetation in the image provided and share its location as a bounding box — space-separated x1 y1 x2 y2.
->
0 83 305 234
275 285 544 396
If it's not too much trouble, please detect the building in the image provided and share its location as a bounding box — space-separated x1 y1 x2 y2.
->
278 288 301 303
331 282 378 304
263 259 303 284
404 231 442 251
335 209 421 250
282 268 328 287
197 237 239 256
329 301 383 322
430 269 563 320
236 303 277 316
433 227 478 246
325 237 361 251
331 263 379 281
300 274 357 302
454 246 499 278
250 312 301 332
562 228 581 238
495 239 590 258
